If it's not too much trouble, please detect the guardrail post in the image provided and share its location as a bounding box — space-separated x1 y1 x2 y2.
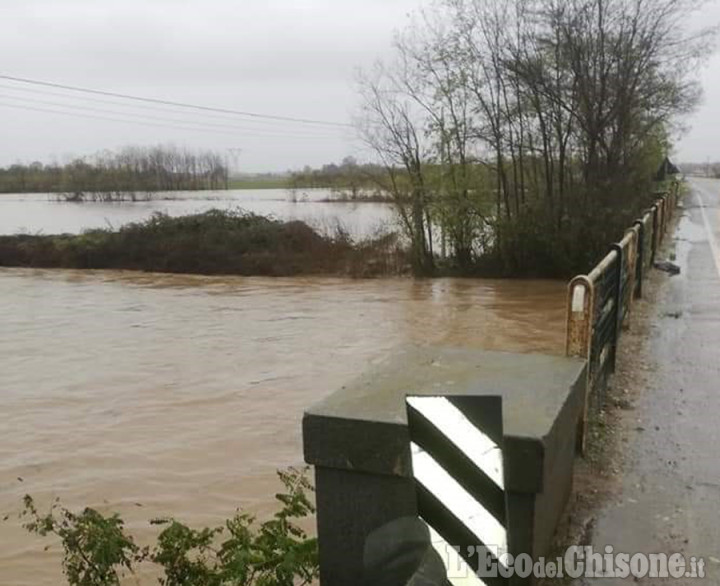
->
609 243 624 374
645 211 654 270
566 277 593 454
565 277 593 360
650 204 659 264
632 220 645 298
622 228 638 317
662 198 667 237
657 197 665 235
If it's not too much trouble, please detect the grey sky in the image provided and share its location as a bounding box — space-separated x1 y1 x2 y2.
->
0 0 718 171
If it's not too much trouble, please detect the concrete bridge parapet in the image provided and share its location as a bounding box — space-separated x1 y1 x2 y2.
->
303 346 587 586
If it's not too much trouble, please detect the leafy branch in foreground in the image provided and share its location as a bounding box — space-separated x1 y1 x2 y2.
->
22 494 143 586
21 467 318 586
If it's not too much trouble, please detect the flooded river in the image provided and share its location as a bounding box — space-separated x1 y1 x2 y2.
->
0 188 394 238
0 267 566 584
0 190 567 583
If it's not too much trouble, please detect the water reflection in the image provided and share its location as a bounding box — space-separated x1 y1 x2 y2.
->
0 189 395 238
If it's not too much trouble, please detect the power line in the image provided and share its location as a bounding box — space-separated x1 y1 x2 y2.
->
0 94 351 140
0 100 357 142
0 100 243 137
0 74 353 129
0 83 346 131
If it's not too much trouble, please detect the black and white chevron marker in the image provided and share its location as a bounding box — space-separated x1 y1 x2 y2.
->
406 395 508 586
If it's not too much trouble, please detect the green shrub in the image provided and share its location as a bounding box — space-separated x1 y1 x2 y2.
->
21 468 319 586
0 210 408 277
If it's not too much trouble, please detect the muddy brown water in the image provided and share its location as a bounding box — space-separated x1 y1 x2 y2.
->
0 267 566 584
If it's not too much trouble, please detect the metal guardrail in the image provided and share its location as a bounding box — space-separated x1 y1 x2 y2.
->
566 181 680 451
303 180 680 584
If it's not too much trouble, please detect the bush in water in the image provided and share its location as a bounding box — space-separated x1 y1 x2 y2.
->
0 209 408 277
21 467 319 586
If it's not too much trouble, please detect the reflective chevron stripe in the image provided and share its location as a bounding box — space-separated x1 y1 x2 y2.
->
406 395 508 586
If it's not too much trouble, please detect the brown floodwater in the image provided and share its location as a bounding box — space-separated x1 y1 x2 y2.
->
0 268 566 585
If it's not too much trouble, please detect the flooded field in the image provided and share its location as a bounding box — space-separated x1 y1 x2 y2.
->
0 267 566 584
0 189 394 239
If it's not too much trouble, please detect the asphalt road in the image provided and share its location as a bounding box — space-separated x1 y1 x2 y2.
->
584 178 720 584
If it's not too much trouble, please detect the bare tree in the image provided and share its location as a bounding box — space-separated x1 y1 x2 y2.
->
358 64 436 274
358 0 713 275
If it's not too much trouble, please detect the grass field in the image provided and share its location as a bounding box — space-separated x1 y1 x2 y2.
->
228 177 290 190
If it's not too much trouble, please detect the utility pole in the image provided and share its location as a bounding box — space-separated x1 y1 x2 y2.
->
226 148 243 179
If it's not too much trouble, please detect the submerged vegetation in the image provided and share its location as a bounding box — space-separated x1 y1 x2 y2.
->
0 209 407 277
1 1 709 280
288 157 388 198
20 468 319 586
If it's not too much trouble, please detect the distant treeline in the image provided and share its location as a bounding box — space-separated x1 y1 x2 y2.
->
680 162 720 178
288 157 386 197
0 145 228 198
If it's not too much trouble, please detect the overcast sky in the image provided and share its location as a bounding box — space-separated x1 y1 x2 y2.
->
0 0 718 172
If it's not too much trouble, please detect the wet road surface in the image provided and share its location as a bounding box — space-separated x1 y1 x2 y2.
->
586 178 720 584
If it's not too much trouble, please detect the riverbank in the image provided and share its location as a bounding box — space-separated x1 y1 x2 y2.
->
0 210 407 277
